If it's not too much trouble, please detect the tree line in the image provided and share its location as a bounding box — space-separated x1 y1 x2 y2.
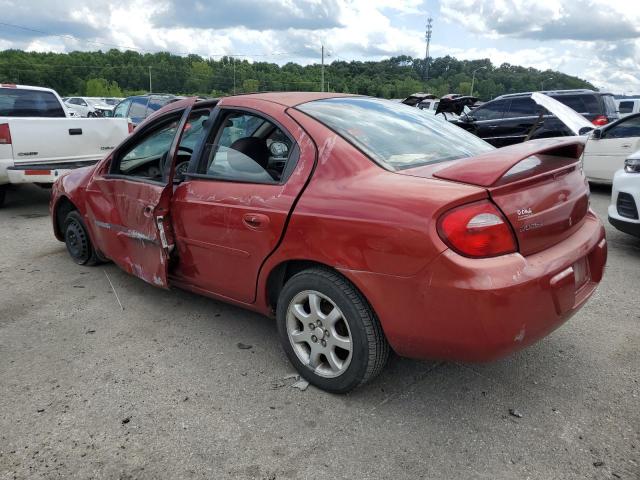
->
0 49 595 100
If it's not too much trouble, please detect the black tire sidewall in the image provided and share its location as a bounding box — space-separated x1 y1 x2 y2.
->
276 270 373 393
63 211 93 265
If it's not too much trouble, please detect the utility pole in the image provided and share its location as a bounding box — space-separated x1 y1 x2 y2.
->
321 44 325 92
424 17 433 81
470 66 486 96
232 57 236 95
148 66 152 93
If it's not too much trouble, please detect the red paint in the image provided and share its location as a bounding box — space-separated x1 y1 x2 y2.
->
50 92 607 362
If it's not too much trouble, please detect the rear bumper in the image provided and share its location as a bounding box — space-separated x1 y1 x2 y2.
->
608 169 640 237
609 216 640 237
5 160 99 185
342 210 607 362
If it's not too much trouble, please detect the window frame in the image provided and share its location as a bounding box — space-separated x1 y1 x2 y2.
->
187 106 300 186
105 110 186 186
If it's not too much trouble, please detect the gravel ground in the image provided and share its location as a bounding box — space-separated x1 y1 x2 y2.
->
0 183 638 480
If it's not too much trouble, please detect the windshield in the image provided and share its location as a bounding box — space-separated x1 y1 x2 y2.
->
298 97 493 170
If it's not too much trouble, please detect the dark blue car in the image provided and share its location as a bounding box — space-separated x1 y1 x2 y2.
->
113 94 183 126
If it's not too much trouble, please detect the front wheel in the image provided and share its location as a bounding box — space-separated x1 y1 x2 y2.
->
63 211 100 266
276 267 389 393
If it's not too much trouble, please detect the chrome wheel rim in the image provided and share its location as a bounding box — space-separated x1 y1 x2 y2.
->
286 290 352 378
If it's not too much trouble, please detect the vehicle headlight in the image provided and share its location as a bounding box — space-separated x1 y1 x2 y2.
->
624 157 640 173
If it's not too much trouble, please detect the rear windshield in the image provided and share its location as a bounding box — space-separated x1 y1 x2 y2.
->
298 97 494 170
552 94 600 115
0 88 65 117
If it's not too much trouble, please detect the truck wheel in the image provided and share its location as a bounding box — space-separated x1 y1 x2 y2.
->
63 211 100 266
276 267 390 393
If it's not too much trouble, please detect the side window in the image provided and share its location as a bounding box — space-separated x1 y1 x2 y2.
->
504 97 539 118
114 99 131 118
470 100 507 121
555 95 599 114
111 117 180 181
128 97 149 121
198 111 295 184
79 99 88 106
618 101 634 114
603 116 640 139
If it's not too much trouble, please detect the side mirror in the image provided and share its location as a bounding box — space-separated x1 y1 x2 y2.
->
591 129 602 140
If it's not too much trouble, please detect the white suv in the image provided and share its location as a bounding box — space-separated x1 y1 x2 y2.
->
609 151 640 237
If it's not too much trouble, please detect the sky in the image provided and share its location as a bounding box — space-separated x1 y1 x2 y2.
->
0 0 637 93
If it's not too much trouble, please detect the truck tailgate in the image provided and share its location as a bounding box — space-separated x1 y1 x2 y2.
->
6 117 128 166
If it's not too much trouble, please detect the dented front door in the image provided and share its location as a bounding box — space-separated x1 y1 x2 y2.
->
84 102 196 288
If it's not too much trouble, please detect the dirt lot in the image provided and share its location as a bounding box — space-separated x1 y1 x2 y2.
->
0 184 638 480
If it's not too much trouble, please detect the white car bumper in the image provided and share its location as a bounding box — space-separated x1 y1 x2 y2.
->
608 169 640 237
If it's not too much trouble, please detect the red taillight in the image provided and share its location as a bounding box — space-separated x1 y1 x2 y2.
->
0 123 11 144
127 122 134 134
437 200 518 258
592 115 608 126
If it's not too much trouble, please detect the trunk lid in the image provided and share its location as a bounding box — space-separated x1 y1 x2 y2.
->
406 137 590 256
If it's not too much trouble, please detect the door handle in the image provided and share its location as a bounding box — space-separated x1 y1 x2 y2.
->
69 128 83 135
242 213 270 230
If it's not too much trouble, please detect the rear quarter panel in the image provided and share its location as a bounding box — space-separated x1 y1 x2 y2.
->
257 108 487 306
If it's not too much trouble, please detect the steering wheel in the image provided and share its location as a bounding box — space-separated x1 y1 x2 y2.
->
173 145 194 180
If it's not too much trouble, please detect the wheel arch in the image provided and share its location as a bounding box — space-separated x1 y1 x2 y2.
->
52 195 78 241
264 259 373 315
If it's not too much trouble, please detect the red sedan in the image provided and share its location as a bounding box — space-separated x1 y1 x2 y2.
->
50 93 607 393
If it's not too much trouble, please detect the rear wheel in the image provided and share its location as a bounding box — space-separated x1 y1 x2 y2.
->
63 211 100 266
276 267 389 393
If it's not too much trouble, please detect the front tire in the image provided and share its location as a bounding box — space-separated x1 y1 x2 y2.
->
276 267 389 393
63 211 100 266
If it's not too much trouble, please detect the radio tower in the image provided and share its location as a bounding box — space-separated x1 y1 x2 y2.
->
424 17 433 81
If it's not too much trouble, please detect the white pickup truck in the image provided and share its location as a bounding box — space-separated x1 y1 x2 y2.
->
0 84 130 207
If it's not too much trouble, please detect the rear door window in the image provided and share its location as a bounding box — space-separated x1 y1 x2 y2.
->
113 99 131 118
470 100 507 121
0 88 65 117
128 97 149 122
504 97 539 118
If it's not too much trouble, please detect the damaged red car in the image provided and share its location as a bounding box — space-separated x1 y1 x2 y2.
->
50 93 607 393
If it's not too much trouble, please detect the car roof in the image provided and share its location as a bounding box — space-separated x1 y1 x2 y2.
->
496 89 613 100
218 91 355 107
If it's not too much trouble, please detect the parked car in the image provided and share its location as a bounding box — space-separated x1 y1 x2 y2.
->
453 89 618 147
615 98 640 118
583 113 640 184
608 151 640 237
64 97 114 117
50 93 607 393
113 94 183 126
101 97 123 107
0 84 130 207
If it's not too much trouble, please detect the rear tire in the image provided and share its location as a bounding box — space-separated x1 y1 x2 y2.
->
63 211 100 266
276 267 389 393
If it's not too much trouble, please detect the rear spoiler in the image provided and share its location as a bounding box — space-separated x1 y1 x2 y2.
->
433 137 587 187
